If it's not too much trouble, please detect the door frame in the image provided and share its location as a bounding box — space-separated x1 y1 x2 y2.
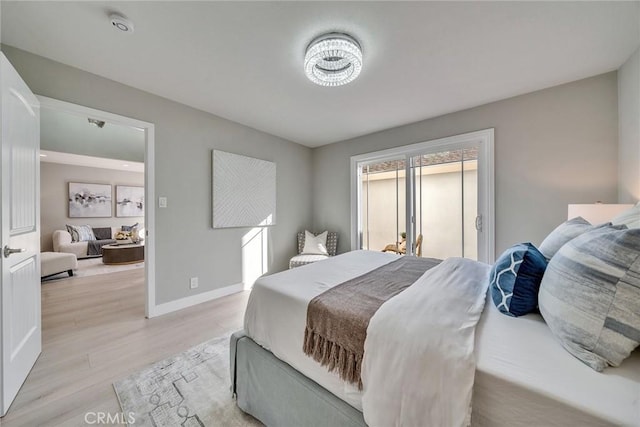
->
36 96 157 318
350 128 495 262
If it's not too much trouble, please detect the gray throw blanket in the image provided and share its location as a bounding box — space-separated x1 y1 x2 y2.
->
87 239 116 256
303 256 441 388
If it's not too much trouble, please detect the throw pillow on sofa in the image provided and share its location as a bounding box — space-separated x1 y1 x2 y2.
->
539 224 640 371
490 242 548 317
66 224 95 242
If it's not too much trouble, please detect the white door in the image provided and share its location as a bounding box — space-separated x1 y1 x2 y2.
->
0 53 41 416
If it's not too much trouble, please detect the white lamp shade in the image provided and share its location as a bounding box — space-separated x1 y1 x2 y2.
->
567 204 634 224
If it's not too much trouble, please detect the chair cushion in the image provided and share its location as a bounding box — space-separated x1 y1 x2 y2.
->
490 242 548 317
289 254 329 269
539 224 640 371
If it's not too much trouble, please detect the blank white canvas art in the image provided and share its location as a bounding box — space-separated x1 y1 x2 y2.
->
213 150 276 228
116 186 145 217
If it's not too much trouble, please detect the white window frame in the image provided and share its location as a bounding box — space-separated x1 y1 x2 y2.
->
350 128 495 263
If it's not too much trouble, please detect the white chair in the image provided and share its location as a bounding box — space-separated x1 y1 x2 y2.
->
289 231 338 269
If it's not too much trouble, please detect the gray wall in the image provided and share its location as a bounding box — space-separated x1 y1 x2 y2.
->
618 47 640 204
312 73 619 257
40 162 144 252
3 45 313 305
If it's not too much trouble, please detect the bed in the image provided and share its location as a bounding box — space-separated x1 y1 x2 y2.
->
232 250 640 426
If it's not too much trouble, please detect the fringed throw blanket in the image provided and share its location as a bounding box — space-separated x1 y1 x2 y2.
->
88 239 117 256
303 256 441 388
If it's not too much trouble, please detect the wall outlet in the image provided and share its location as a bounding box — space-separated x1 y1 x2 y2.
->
158 197 168 208
189 277 198 289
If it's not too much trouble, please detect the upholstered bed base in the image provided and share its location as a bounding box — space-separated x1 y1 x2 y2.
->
230 331 618 427
230 331 367 427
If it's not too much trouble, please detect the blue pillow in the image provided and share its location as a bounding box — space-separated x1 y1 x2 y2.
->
490 243 548 317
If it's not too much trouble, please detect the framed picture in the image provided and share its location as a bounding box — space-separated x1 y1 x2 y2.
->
116 186 145 217
212 150 276 228
68 182 112 218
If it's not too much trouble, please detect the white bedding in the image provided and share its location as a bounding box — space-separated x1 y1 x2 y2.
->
244 250 640 426
244 250 398 410
362 257 490 427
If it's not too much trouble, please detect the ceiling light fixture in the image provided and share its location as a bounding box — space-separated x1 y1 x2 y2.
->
88 118 106 128
304 33 363 87
109 13 134 33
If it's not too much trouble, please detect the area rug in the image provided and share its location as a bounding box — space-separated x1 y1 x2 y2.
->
113 335 262 426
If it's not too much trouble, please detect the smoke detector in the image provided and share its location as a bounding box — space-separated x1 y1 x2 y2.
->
109 13 134 33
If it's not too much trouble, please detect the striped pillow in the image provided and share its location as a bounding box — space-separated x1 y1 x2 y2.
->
539 224 640 371
66 224 95 242
538 217 594 260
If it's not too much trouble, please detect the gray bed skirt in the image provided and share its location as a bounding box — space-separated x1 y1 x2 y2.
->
230 331 367 427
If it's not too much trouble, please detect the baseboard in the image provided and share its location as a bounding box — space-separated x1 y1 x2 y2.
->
149 282 244 318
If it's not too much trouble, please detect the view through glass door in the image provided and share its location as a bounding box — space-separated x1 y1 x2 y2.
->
353 129 494 263
410 148 478 260
360 158 407 255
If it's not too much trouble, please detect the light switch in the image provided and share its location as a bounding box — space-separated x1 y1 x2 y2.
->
158 197 167 208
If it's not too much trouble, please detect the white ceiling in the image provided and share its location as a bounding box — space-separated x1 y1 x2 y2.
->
3 2 639 147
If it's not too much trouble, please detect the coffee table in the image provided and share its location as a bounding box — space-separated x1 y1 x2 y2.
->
102 243 145 265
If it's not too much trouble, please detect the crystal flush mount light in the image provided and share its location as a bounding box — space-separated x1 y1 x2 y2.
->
304 33 363 87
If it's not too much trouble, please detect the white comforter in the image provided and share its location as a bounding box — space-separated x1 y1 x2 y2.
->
362 257 491 427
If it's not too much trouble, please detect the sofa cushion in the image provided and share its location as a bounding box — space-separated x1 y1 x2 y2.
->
66 224 95 242
121 223 139 232
92 227 112 240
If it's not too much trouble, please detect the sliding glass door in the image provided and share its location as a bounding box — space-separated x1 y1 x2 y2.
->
353 130 494 262
410 148 478 260
360 158 406 254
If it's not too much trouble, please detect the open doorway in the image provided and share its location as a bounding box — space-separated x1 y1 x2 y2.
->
37 96 156 318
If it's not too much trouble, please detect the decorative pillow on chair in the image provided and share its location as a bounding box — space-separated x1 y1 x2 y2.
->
538 224 640 371
490 243 548 317
302 230 329 255
611 202 640 229
538 217 594 260
66 224 95 242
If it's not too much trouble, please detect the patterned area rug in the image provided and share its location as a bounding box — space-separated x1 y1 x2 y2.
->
113 335 262 426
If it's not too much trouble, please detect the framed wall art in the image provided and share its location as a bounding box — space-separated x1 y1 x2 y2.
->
68 182 112 218
116 185 145 217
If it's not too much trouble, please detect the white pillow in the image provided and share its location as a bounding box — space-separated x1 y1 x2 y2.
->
302 230 329 255
611 202 640 229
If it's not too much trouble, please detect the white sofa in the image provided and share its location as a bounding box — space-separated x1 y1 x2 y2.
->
52 227 120 259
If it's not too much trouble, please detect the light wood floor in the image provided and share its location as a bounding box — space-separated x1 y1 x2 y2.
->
1 269 250 426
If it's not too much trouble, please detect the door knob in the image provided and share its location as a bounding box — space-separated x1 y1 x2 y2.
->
4 246 26 258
